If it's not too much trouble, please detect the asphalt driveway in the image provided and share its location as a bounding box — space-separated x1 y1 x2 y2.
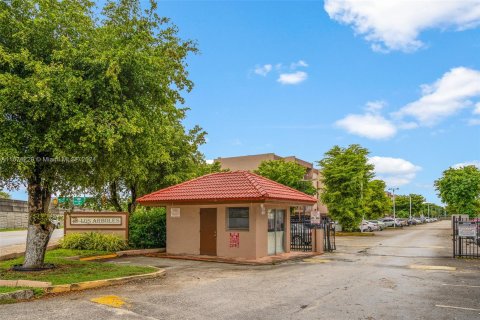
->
2 220 480 320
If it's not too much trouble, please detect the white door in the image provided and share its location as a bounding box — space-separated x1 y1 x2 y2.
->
268 209 285 255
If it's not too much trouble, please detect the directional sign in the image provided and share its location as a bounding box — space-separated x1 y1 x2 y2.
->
73 197 86 206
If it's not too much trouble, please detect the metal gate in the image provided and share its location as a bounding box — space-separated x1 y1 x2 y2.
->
290 219 312 252
290 217 336 252
452 216 480 258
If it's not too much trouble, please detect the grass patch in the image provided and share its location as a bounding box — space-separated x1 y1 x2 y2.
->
0 249 156 285
0 228 27 232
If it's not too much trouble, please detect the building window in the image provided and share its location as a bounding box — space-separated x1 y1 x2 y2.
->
227 207 249 230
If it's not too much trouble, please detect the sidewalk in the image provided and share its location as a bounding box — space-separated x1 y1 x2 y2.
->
0 240 60 261
146 251 320 265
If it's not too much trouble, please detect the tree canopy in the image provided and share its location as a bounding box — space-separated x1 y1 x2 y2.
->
391 194 426 218
318 144 375 231
255 159 317 195
0 0 202 267
364 180 391 220
0 191 10 199
434 165 480 218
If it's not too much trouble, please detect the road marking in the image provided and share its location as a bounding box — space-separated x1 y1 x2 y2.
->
94 303 160 319
91 295 126 308
436 304 480 312
409 265 456 271
442 283 480 288
303 258 331 263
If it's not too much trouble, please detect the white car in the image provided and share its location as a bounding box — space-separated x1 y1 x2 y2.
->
360 220 378 232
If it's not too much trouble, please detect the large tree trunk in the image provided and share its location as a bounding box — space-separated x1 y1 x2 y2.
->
127 183 137 214
23 161 54 269
109 180 123 212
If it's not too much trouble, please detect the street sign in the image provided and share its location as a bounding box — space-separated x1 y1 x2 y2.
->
57 197 70 204
73 197 86 206
458 222 477 237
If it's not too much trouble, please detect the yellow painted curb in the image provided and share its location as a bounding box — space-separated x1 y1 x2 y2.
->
44 268 166 294
79 254 118 261
409 265 456 271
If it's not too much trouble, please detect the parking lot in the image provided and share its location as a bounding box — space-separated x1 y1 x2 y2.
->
2 220 480 320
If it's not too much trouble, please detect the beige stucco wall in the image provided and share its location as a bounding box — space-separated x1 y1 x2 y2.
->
165 202 293 260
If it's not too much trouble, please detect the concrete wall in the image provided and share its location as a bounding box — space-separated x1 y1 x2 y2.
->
0 199 64 229
0 199 29 229
165 203 292 260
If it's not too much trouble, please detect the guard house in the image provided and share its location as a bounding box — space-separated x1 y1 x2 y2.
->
137 171 317 260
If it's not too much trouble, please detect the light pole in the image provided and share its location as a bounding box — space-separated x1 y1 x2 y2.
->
423 201 431 220
409 194 412 222
388 187 399 228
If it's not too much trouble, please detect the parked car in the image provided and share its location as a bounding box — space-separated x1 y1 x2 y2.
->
369 220 385 231
407 218 417 225
380 217 395 227
397 219 408 227
50 216 61 228
413 218 423 224
360 220 378 232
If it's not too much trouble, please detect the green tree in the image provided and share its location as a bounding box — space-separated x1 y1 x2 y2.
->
0 0 199 268
0 0 97 269
255 160 317 195
392 194 426 218
0 191 10 199
364 180 390 219
434 165 480 218
318 144 374 231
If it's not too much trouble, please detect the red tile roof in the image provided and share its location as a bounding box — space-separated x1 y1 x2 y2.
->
137 171 317 204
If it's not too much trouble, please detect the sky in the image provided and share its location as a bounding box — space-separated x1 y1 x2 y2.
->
6 0 480 205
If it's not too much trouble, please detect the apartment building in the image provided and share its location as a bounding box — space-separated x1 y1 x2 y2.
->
215 153 328 214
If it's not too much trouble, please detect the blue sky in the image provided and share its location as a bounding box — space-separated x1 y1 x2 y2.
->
6 1 480 205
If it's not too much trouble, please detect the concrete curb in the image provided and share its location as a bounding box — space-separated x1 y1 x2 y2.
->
0 279 51 288
0 244 60 261
44 267 166 294
0 289 34 301
116 248 166 257
72 248 166 261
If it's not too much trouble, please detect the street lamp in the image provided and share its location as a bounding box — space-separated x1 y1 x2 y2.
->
409 194 412 221
388 187 399 228
423 201 431 220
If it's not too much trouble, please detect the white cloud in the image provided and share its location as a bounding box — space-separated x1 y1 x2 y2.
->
474 102 480 114
396 67 480 126
290 60 308 69
206 159 214 165
254 64 273 77
468 118 480 126
453 160 480 168
277 71 308 85
336 100 397 139
368 156 422 187
324 0 480 52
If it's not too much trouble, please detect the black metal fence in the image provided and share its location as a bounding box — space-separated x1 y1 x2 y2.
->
290 217 336 252
452 216 480 258
290 220 312 252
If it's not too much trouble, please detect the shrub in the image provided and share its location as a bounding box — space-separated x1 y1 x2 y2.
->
60 232 127 252
129 207 166 249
